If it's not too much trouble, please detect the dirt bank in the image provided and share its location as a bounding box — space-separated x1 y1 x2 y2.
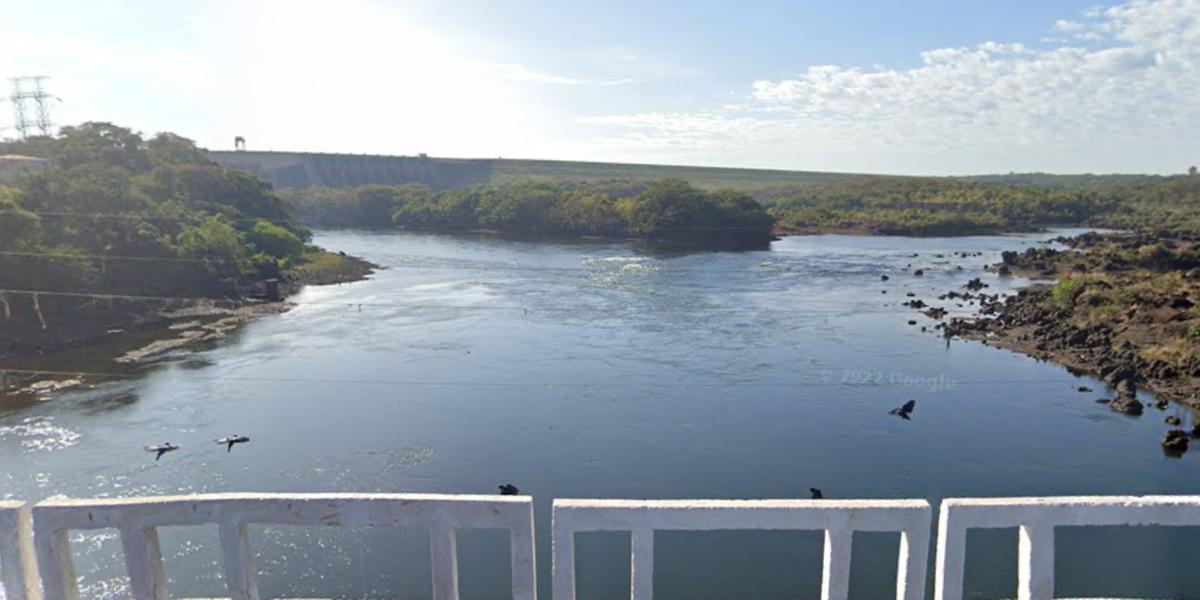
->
0 252 376 402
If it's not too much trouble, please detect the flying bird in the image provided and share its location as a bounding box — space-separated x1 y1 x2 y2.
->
889 400 916 420
145 443 180 461
498 483 520 495
215 435 250 452
810 488 824 499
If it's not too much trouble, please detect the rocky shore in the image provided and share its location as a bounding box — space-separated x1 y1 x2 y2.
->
0 252 375 402
937 231 1200 449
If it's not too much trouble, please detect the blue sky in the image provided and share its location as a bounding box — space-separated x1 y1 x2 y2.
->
2 0 1197 175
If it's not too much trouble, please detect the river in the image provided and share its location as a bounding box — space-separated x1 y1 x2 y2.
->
1 228 1197 599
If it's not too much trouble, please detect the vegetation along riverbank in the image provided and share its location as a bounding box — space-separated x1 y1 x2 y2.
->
0 123 375 399
282 171 1200 237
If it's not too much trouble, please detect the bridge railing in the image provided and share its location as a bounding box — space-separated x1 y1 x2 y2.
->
27 493 536 600
8 494 1200 600
551 498 932 600
934 495 1200 600
0 501 39 600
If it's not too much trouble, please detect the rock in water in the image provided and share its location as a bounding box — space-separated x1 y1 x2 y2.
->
1166 416 1182 426
1108 395 1143 416
1162 429 1189 454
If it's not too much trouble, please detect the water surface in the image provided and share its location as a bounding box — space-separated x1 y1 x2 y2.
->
2 229 1197 599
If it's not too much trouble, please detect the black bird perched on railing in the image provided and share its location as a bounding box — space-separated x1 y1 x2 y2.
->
498 483 520 495
810 488 824 499
145 443 180 461
215 435 250 452
889 400 916 420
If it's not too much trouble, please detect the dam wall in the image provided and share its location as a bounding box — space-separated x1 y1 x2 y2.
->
208 150 494 190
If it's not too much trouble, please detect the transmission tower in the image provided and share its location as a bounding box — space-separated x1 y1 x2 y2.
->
8 76 55 139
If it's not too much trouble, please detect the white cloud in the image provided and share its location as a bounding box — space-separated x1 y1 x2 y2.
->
586 0 1200 174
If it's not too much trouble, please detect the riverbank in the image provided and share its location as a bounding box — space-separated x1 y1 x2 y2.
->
0 251 375 403
942 230 1200 415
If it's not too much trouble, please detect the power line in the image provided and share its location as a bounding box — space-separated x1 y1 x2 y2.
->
0 367 1070 389
0 250 220 265
0 288 936 315
0 248 977 277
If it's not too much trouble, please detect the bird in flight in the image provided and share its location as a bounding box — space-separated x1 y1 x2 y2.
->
215 435 250 452
145 443 180 461
889 400 916 420
498 483 520 495
810 487 824 499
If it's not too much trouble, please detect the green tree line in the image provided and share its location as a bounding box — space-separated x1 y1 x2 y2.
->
0 122 311 297
281 178 776 242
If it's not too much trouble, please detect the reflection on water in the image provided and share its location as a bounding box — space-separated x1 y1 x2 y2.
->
1 229 1198 599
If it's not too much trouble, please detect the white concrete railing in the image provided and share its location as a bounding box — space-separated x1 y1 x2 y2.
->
0 501 39 600
551 498 932 600
26 493 536 600
935 495 1200 600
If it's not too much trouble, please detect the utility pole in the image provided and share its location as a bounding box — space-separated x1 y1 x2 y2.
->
8 76 55 139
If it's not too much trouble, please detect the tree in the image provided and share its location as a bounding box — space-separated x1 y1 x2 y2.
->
0 188 39 250
247 219 304 260
354 185 399 225
1190 166 1197 177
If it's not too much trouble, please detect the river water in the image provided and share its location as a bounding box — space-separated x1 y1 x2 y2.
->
1 229 1197 599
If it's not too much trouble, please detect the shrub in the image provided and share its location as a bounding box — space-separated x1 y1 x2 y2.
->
246 219 304 260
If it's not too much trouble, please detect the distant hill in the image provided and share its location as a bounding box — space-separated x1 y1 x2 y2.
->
207 151 900 191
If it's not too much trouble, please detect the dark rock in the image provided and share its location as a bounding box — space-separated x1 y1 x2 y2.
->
1162 429 1189 454
914 269 924 276
1154 398 1169 410
1077 386 1092 392
1108 395 1144 415
907 320 918 326
1095 398 1111 404
965 278 988 291
1166 415 1182 426
924 307 948 319
881 274 889 281
1169 296 1194 309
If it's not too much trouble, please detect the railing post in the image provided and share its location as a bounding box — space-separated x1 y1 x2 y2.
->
430 523 460 600
551 512 576 600
821 527 852 600
219 520 260 600
120 525 167 600
630 529 654 600
509 507 537 600
896 525 929 600
33 527 78 600
1018 523 1054 600
0 502 40 600
933 504 965 600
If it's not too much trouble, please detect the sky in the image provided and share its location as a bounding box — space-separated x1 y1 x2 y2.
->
1 0 1198 175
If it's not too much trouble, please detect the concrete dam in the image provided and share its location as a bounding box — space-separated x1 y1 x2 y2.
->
208 150 494 190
